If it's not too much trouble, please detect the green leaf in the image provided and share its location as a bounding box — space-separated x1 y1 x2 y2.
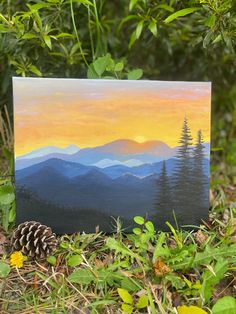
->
43 34 52 49
136 294 148 309
164 7 200 23
114 62 124 72
0 185 15 205
121 277 140 292
148 21 157 37
0 25 10 32
177 305 208 314
9 202 16 223
87 65 100 79
29 65 42 76
133 228 141 235
47 256 57 266
128 30 137 49
22 33 37 40
121 303 133 314
156 4 174 12
118 288 133 304
0 262 10 278
212 296 236 314
93 54 110 76
68 268 94 284
205 15 216 29
134 216 145 225
145 221 155 232
136 20 144 39
129 0 138 11
67 254 83 267
201 258 228 302
127 69 143 80
153 232 170 262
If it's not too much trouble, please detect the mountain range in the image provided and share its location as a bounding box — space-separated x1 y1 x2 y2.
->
15 156 210 219
16 157 210 181
15 139 210 170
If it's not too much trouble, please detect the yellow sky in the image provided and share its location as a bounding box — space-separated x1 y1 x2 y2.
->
13 78 211 156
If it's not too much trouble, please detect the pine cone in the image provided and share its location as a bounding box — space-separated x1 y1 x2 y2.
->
11 221 57 259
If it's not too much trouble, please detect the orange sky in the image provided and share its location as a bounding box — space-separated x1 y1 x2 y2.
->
13 78 211 157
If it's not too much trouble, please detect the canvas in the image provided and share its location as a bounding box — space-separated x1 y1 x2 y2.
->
13 78 211 233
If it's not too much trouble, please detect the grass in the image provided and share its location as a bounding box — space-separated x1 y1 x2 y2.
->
0 107 236 313
0 183 235 313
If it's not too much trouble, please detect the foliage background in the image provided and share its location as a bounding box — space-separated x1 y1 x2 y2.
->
0 1 236 313
0 0 235 178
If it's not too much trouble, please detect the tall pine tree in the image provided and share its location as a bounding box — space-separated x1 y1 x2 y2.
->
154 161 173 226
172 116 193 222
192 130 209 216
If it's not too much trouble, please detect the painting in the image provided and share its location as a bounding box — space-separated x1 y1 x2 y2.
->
13 78 211 233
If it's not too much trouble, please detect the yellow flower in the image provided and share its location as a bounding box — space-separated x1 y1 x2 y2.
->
177 305 208 314
10 251 24 268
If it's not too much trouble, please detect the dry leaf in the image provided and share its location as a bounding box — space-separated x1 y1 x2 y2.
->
195 230 208 245
153 258 170 277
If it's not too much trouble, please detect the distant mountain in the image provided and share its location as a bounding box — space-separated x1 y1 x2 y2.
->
16 156 210 182
15 139 210 170
93 158 144 168
101 158 178 179
16 158 96 180
88 139 174 156
17 145 80 160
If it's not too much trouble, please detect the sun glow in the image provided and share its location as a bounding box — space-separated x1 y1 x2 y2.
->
134 136 146 143
13 79 211 156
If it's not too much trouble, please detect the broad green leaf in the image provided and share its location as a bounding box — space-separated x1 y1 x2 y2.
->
114 62 124 72
136 294 148 309
68 268 94 284
133 228 141 235
145 221 155 232
0 185 15 205
67 254 83 267
121 303 133 314
134 216 144 225
177 305 208 314
0 262 10 278
136 20 144 39
212 296 236 314
148 21 157 37
164 8 200 23
47 256 57 265
93 54 110 76
87 65 100 79
118 288 133 304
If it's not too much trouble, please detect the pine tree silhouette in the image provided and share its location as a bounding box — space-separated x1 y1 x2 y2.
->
172 116 193 222
192 130 209 214
154 160 173 225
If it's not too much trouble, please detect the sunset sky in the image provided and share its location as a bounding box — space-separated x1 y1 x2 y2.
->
13 78 211 157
